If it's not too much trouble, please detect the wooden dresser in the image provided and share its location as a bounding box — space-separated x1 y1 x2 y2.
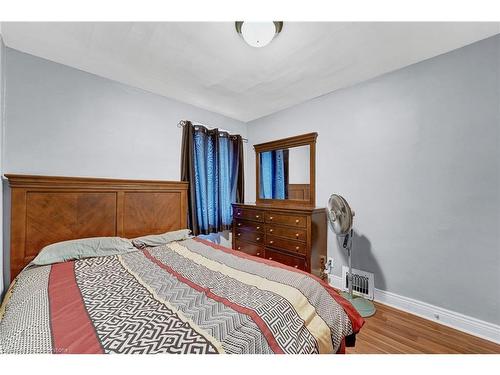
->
232 203 327 278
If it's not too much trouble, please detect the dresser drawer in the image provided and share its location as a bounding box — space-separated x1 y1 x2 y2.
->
235 240 265 258
266 235 307 255
235 230 263 244
234 219 264 233
234 207 264 222
265 212 307 228
265 248 306 271
267 225 307 242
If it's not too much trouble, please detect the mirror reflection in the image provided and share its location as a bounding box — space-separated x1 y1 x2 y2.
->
259 145 310 200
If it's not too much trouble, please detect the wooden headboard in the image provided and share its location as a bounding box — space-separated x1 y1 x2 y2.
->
6 174 188 280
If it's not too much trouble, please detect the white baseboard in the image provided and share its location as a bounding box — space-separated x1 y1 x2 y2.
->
328 274 500 344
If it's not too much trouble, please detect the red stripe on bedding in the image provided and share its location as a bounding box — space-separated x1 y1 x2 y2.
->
194 237 365 334
48 261 103 354
142 248 284 354
337 338 346 354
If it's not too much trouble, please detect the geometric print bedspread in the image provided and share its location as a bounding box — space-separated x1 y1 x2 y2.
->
0 237 364 354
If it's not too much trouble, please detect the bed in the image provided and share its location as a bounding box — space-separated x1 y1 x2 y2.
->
0 175 363 354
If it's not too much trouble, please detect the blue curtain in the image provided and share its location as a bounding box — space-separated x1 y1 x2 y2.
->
181 122 244 235
260 150 289 199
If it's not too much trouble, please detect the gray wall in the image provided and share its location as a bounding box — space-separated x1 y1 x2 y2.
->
4 48 247 180
0 35 5 296
2 48 246 284
247 35 500 325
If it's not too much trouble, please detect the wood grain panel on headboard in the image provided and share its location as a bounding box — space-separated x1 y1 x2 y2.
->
6 174 188 280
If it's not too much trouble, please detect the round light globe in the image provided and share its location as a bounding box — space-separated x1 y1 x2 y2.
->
240 22 277 48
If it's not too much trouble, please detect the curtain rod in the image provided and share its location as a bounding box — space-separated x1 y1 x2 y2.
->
177 120 248 143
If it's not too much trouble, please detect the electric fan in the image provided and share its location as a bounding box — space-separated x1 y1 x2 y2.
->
327 194 376 317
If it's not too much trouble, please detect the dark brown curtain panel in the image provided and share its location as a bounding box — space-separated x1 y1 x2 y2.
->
180 121 199 234
234 134 245 204
181 121 244 236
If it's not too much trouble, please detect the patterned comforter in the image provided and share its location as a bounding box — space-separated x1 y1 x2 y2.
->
0 237 363 354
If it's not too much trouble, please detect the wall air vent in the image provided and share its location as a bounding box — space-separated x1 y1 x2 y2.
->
342 266 374 300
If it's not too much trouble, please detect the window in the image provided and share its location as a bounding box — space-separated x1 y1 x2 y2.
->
181 122 244 235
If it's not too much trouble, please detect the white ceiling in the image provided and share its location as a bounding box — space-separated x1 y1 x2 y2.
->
2 22 499 122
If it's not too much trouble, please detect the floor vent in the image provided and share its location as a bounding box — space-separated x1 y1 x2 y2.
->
341 266 375 300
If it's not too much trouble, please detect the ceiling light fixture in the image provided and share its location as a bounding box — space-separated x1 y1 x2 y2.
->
235 22 283 48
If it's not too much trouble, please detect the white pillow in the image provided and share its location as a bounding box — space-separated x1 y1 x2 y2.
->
31 237 136 266
132 229 192 249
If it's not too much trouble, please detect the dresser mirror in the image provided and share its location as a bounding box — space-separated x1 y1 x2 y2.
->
255 133 317 207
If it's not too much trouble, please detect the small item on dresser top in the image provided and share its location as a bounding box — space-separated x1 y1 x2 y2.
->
327 194 376 318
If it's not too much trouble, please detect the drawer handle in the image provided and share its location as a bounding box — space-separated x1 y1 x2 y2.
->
294 265 299 269
269 229 273 233
256 226 260 230
256 237 260 241
295 219 300 223
295 246 300 250
256 215 260 219
256 252 260 256
237 233 241 236
269 216 273 220
237 223 241 227
269 240 274 244
295 233 299 237
237 246 241 250
237 212 241 215
268 257 273 260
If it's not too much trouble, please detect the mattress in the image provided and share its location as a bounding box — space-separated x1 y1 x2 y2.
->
0 237 363 354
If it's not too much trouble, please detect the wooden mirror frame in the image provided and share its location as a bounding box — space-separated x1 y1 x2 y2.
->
254 132 317 207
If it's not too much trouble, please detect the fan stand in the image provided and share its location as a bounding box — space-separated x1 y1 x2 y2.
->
340 229 376 318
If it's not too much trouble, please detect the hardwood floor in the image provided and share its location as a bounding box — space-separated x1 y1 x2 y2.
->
347 302 500 354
